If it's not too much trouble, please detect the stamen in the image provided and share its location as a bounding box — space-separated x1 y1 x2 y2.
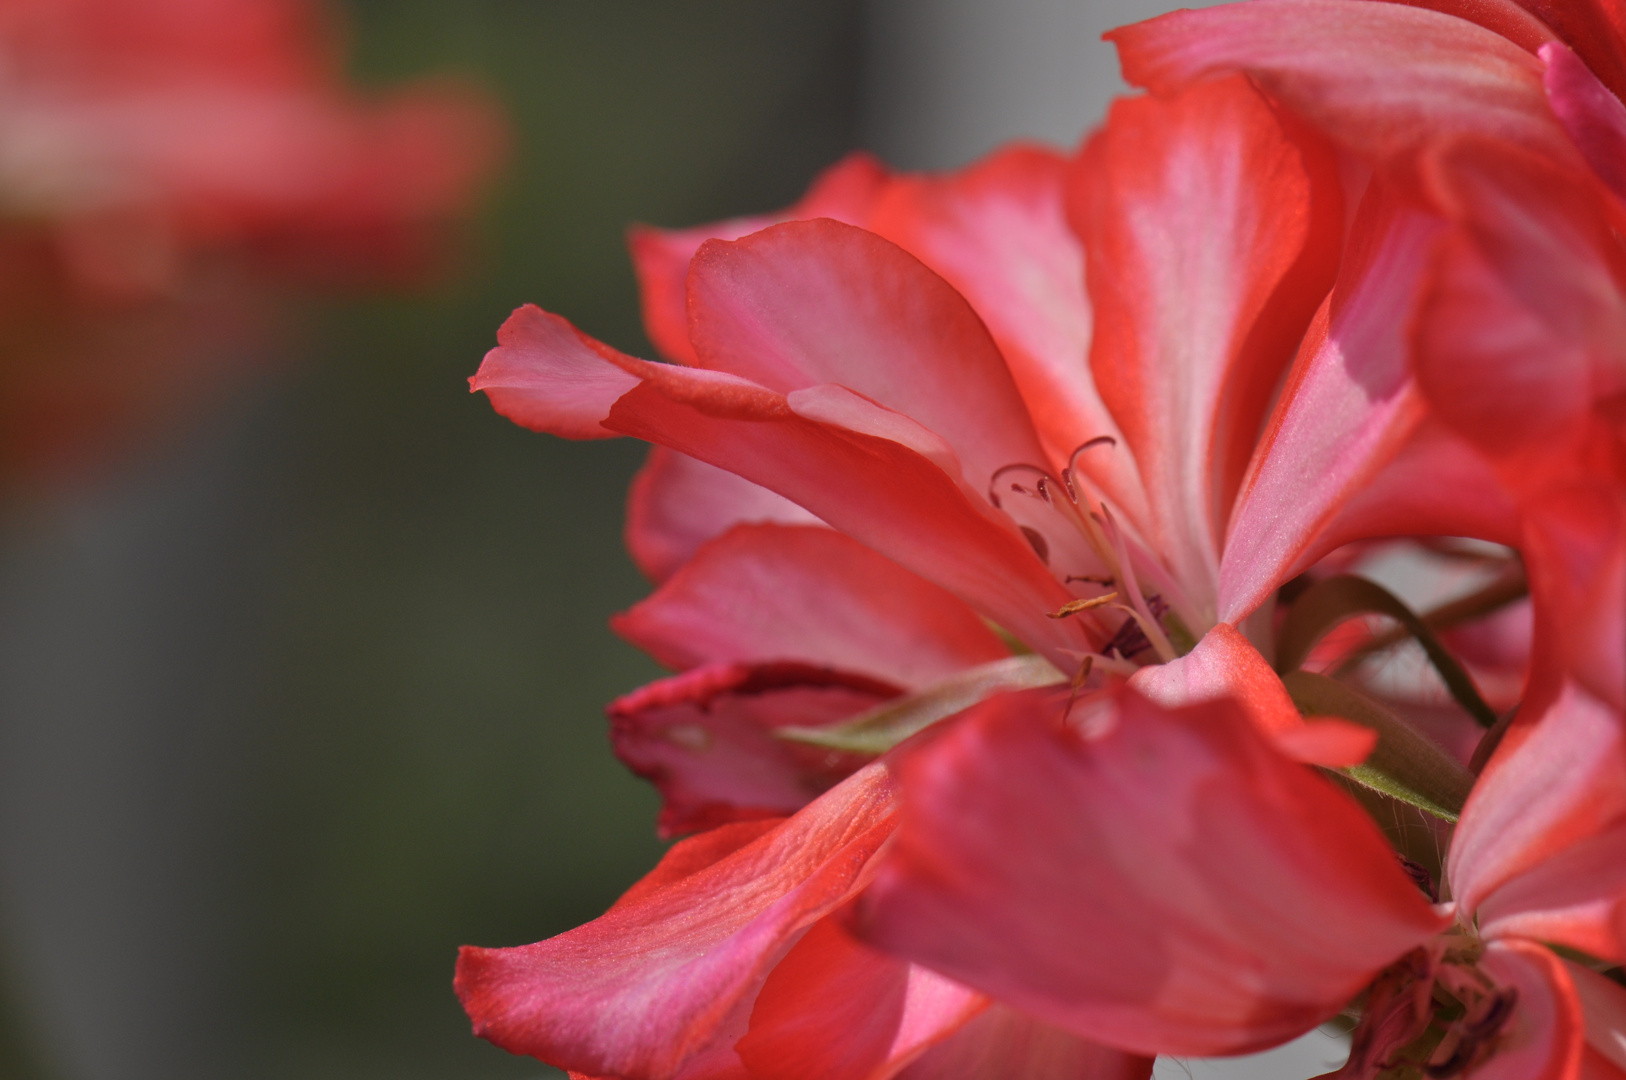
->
1061 654 1096 724
1098 503 1178 663
1060 436 1116 502
1047 593 1119 619
988 463 1060 510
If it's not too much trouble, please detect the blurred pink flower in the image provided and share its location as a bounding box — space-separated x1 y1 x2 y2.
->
0 0 504 480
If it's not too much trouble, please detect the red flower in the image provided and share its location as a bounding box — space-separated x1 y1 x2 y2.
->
459 5 1626 1073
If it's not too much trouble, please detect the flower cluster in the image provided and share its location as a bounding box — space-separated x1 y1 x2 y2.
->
0 0 503 479
456 0 1626 1077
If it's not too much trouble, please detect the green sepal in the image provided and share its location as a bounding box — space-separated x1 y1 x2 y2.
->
777 654 1066 756
1275 575 1499 728
1282 670 1473 823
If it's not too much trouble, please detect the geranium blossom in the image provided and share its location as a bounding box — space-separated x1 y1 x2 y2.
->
0 0 504 478
455 1 1626 1076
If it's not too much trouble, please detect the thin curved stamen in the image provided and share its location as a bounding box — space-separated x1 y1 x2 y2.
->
1061 436 1116 503
987 463 1061 510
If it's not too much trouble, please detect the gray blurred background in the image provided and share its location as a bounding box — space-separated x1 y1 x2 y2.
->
0 2 1343 1078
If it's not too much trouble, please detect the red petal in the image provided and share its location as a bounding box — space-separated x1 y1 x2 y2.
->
1451 678 1626 962
1109 0 1573 168
1515 0 1626 105
625 447 822 583
1543 42 1626 200
895 1005 1155 1080
1308 418 1523 564
608 661 895 837
1128 623 1302 738
628 153 890 364
1471 941 1585 1080
1219 191 1439 623
1410 144 1626 480
859 685 1445 1057
686 218 1050 491
1521 487 1626 711
469 304 640 439
736 916 986 1080
1069 74 1341 618
865 145 1145 515
603 382 1091 666
455 764 896 1079
1567 959 1626 1077
614 523 1008 690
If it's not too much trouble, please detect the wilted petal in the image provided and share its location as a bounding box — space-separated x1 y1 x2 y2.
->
626 447 822 583
614 524 1008 690
1070 74 1341 615
629 153 890 364
609 661 893 837
456 765 896 1079
859 685 1444 1058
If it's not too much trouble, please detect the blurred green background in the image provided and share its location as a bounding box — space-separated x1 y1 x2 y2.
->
254 3 861 1076
0 2 862 1078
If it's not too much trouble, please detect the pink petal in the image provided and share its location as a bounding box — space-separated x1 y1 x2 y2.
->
1521 486 1626 712
735 915 986 1080
628 153 890 364
897 1005 1155 1080
625 447 822 583
455 764 896 1079
859 685 1445 1058
613 523 1009 690
1476 818 1626 965
1409 146 1626 477
685 218 1050 491
608 661 895 838
1070 74 1341 618
1470 941 1585 1080
1367 0 1558 55
469 304 640 439
865 145 1145 516
1128 623 1302 738
1566 959 1626 1076
472 292 1091 661
1543 41 1626 200
1108 0 1573 168
604 381 1090 666
1218 192 1439 624
1271 719 1378 768
1516 0 1626 105
1307 418 1522 565
1450 679 1626 937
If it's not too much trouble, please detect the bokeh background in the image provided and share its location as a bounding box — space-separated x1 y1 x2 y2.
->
0 2 1347 1079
